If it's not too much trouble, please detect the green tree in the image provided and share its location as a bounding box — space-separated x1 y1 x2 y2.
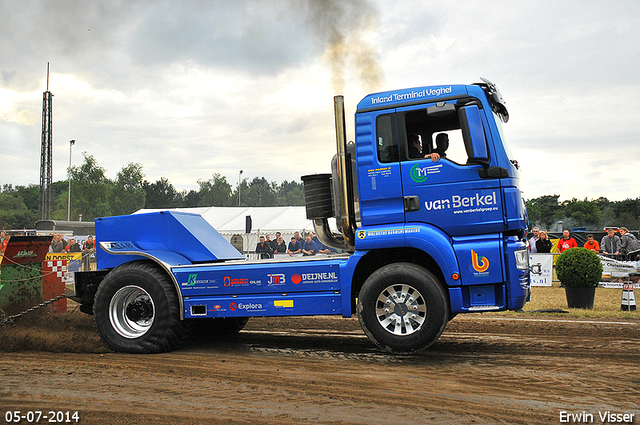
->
560 198 602 229
276 180 305 206
526 195 562 229
143 177 183 208
611 198 640 229
2 184 40 211
197 174 232 207
0 193 37 229
183 189 201 207
63 153 113 220
241 177 278 206
111 163 146 215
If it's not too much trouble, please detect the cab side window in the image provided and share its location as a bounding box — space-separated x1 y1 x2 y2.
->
404 106 471 165
376 114 398 163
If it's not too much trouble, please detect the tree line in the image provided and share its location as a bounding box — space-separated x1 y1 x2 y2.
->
1 154 639 231
526 195 640 232
0 153 305 229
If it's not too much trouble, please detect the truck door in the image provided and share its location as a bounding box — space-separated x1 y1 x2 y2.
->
398 101 505 284
355 110 406 226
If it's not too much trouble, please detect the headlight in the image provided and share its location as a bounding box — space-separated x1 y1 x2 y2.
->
514 248 529 270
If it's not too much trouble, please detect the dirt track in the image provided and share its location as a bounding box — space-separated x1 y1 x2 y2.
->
1 311 639 425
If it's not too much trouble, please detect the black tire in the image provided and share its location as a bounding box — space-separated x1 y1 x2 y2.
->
357 263 449 353
93 261 190 353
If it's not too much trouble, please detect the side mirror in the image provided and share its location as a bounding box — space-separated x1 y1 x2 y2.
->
459 105 489 166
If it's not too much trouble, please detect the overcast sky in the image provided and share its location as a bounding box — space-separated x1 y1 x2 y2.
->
2 0 639 202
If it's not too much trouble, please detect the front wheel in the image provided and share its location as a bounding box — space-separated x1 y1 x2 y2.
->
357 263 448 353
93 262 190 353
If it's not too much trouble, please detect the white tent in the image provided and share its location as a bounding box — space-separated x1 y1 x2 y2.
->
135 206 320 255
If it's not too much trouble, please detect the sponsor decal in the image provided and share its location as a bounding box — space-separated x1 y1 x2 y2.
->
274 300 294 308
363 227 420 237
267 274 286 285
370 87 453 105
46 253 81 261
357 230 366 239
105 241 136 250
410 163 442 183
228 302 265 312
224 276 249 286
15 249 37 258
424 192 499 214
367 167 392 190
209 304 227 312
182 274 215 286
291 272 337 285
410 164 428 183
471 249 490 273
367 167 392 178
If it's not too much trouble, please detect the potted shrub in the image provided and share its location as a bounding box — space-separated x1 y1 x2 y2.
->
555 247 603 309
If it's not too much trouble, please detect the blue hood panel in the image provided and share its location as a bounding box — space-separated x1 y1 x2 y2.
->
96 211 244 269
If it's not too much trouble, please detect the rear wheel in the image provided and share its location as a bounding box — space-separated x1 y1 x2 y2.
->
93 261 190 353
357 263 448 353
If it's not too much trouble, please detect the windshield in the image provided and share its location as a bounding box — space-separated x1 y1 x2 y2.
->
494 111 515 162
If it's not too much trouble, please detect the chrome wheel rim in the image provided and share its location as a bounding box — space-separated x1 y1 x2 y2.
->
375 284 426 336
109 285 155 339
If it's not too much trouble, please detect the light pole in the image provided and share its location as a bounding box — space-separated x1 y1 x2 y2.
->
68 140 75 221
238 170 243 206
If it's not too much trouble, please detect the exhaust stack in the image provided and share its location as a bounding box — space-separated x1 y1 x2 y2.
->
333 95 356 249
301 95 356 252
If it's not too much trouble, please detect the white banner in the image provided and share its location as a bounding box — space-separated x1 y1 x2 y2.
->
599 255 640 288
530 253 553 286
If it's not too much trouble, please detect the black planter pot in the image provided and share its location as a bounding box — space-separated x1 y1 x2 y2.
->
564 286 596 309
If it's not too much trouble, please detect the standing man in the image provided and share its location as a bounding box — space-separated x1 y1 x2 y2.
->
65 238 82 253
601 229 621 257
583 234 600 253
302 235 319 256
271 232 283 251
83 236 95 251
51 234 65 253
529 227 540 253
287 236 301 256
255 236 273 259
619 227 640 259
557 230 577 253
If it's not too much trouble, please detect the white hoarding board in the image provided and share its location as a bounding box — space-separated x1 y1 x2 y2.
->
530 253 553 286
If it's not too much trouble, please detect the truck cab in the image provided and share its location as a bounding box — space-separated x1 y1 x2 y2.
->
310 79 529 318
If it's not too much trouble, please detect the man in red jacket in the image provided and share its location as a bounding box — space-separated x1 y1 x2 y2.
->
558 230 577 253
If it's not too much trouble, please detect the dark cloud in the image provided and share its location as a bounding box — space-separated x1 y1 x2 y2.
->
1 0 383 93
127 1 311 75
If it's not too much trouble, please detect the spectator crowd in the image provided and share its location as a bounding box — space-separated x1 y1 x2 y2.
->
255 231 339 259
528 227 640 260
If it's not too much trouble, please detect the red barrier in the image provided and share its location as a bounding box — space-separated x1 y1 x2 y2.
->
42 260 68 313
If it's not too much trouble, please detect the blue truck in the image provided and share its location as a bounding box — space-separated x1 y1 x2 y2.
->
71 78 530 354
